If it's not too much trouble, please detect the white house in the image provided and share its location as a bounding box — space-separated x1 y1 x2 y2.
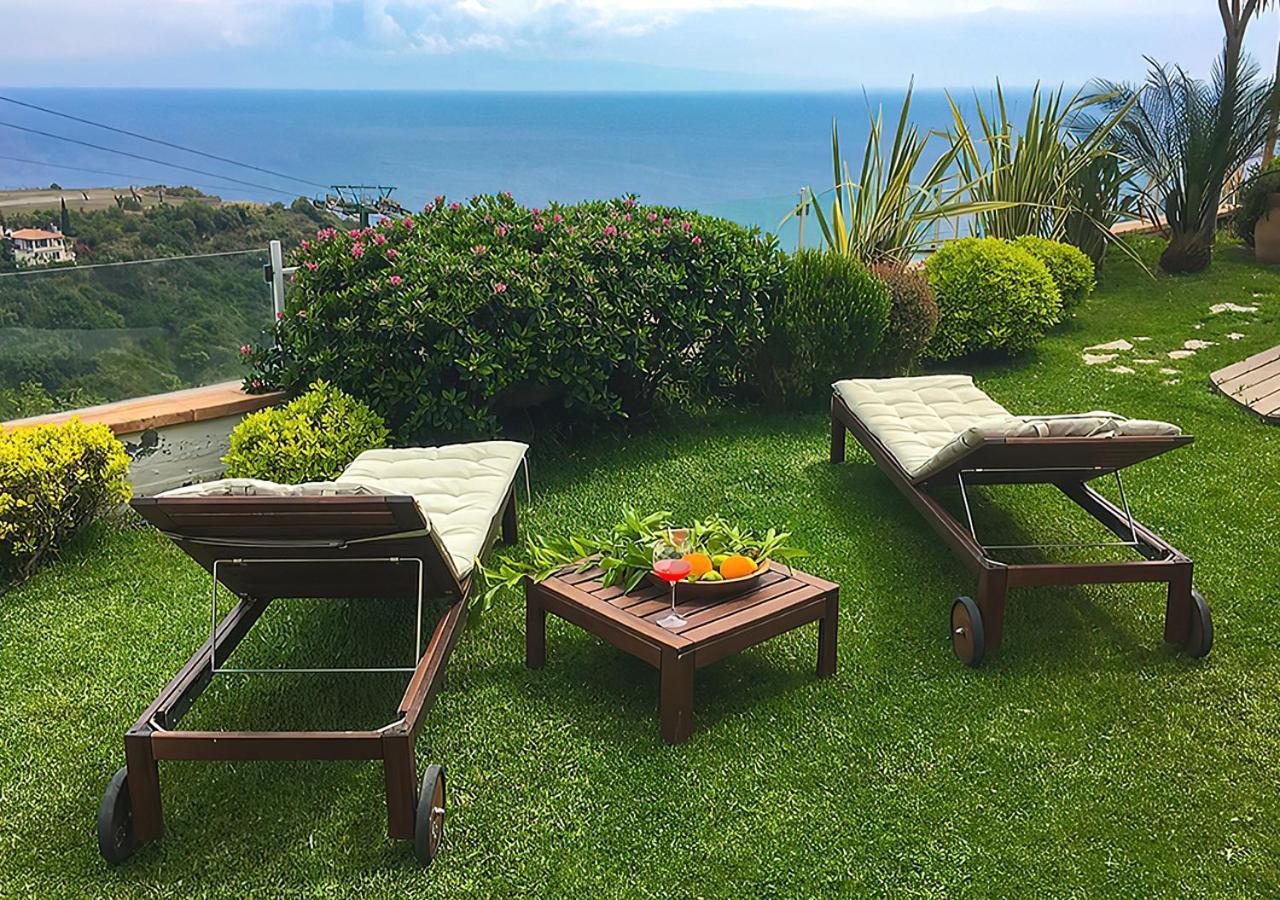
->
3 226 76 266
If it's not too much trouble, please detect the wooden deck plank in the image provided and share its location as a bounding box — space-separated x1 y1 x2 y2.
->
1211 345 1280 424
1 380 283 435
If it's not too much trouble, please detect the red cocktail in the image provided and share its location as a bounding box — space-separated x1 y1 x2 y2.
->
653 529 692 629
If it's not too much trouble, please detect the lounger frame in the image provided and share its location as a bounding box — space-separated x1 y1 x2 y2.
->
113 487 518 857
830 393 1200 657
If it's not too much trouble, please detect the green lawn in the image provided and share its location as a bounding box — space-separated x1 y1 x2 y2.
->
3 239 1279 897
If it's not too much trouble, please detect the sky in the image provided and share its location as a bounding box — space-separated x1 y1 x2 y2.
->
1 0 1278 90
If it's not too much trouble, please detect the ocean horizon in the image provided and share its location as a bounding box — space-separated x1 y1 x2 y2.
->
0 87 1038 247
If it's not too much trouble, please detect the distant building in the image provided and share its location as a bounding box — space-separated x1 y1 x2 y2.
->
2 226 76 267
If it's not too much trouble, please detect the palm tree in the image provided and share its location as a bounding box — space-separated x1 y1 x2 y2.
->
1093 55 1275 273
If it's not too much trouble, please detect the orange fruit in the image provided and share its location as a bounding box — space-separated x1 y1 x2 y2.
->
682 552 713 578
719 555 758 580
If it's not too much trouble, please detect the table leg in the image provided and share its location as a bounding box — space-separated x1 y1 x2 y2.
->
526 588 546 670
818 592 838 678
660 649 695 744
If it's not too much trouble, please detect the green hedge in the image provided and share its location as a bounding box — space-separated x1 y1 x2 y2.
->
925 237 1062 360
1012 235 1095 310
0 419 130 586
755 250 890 405
223 380 390 483
247 194 785 439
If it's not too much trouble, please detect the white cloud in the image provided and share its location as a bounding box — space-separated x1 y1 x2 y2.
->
0 0 1216 61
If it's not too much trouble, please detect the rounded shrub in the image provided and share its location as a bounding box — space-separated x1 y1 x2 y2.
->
869 264 939 374
924 237 1062 360
223 380 390 483
246 194 785 439
1012 235 1095 311
0 418 130 586
755 250 890 405
1232 157 1280 248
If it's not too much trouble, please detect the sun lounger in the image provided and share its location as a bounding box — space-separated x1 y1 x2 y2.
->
97 441 528 866
830 375 1211 666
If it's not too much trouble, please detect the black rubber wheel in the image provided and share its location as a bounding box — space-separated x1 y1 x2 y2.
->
950 596 985 667
414 764 446 867
1186 590 1214 659
97 766 139 865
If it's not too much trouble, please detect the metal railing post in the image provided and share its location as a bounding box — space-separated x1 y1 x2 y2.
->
268 239 285 319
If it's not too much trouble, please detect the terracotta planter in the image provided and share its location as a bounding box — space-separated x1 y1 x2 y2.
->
1254 192 1280 264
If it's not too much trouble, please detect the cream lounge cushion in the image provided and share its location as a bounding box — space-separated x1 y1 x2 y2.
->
337 441 528 578
159 440 528 578
834 375 1180 482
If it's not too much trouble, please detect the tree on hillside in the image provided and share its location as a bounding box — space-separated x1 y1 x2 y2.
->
59 198 75 237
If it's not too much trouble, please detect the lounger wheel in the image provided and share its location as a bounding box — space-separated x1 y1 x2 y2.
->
97 766 139 865
1185 590 1213 659
414 764 446 867
950 596 985 667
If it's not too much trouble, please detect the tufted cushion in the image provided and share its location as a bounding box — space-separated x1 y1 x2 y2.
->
160 478 394 498
337 441 528 578
834 376 1180 482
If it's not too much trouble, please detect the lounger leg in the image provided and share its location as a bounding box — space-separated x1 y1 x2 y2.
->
830 401 847 463
525 587 546 669
501 486 518 545
660 649 695 745
977 567 1008 651
124 729 164 843
1163 562 1194 646
383 730 417 841
817 591 838 677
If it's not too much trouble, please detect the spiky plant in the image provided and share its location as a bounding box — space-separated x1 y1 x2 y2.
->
1092 55 1276 273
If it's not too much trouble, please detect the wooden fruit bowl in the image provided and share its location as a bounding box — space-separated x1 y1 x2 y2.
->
646 560 772 603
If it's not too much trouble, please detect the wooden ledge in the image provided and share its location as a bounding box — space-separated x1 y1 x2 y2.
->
1 381 284 436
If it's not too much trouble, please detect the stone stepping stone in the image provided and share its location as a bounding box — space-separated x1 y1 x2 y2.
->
1168 350 1196 360
1083 353 1118 365
1210 303 1259 314
1085 339 1134 352
1184 339 1216 350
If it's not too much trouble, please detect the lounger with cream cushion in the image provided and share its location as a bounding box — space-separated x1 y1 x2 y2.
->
105 440 528 868
829 375 1212 667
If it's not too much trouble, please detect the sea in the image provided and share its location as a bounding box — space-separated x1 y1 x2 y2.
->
0 88 1004 249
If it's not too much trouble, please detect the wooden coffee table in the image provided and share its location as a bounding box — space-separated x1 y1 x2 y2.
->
525 563 838 744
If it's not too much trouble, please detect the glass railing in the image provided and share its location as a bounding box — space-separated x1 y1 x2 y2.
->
0 249 272 418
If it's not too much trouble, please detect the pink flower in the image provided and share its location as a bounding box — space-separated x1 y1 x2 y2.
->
351 243 365 258
534 222 545 233
240 344 251 355
386 248 398 259
691 235 703 245
653 227 662 235
276 311 284 321
624 197 635 208
662 217 671 227
251 379 263 389
435 194 445 206
362 226 374 236
565 225 575 234
646 212 657 222
287 273 296 283
449 202 462 210
502 191 512 199
681 221 691 233
496 224 508 237
532 207 541 217
493 282 507 294
603 224 618 237
373 233 386 245
347 229 361 238
403 215 415 229
300 239 310 250
305 261 318 271
473 244 487 255
553 213 564 224
389 275 403 287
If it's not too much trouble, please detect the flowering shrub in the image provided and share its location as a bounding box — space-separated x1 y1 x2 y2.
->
0 418 130 586
223 380 390 483
245 194 784 438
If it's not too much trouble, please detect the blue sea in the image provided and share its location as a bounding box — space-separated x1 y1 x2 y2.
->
0 88 996 248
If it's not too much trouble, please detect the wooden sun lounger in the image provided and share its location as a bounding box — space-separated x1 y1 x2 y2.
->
830 392 1212 666
97 488 518 867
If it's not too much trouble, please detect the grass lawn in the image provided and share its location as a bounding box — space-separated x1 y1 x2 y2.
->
3 238 1279 897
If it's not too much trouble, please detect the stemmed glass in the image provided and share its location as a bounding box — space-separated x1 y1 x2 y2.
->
652 528 692 629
